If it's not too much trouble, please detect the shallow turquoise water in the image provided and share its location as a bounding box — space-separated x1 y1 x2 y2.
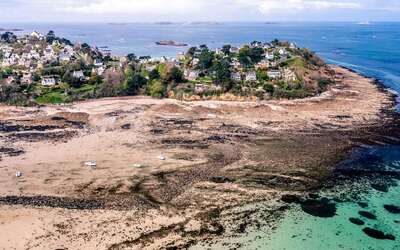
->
247 184 400 250
194 146 400 250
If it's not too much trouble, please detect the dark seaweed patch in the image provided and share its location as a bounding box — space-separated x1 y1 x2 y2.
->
362 228 395 240
384 205 400 214
357 202 368 208
358 211 377 220
349 218 365 226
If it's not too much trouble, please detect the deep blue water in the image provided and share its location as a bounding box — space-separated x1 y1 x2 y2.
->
2 22 400 93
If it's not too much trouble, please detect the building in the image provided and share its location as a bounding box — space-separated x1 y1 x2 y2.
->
230 47 239 53
21 73 33 85
256 60 270 69
30 31 44 40
245 71 257 82
267 70 281 79
265 52 274 60
59 53 71 62
176 53 186 61
41 76 58 86
72 70 85 79
231 72 242 81
185 70 200 81
192 58 200 67
94 58 103 67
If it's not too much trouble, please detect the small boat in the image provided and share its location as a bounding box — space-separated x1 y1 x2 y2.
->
156 40 188 47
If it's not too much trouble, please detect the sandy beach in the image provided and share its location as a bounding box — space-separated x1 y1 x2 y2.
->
0 66 398 249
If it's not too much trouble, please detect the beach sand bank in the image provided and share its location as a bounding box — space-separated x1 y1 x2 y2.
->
0 66 398 249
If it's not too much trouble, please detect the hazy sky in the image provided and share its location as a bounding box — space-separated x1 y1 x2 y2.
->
1 0 400 22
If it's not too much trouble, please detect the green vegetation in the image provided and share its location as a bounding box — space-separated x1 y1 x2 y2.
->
1 30 333 105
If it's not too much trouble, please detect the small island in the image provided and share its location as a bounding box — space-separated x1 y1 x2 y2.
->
156 40 188 46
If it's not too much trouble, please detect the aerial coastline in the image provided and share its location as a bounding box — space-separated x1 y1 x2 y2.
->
0 30 399 249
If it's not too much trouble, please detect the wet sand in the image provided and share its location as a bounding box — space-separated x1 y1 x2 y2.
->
0 66 399 249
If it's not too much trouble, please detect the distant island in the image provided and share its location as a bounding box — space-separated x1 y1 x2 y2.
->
156 40 188 46
0 28 23 32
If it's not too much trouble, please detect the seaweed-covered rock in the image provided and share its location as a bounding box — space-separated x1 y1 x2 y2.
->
358 211 377 220
301 198 336 218
371 183 389 192
349 218 365 226
357 202 368 208
384 205 400 214
362 228 395 240
281 194 302 204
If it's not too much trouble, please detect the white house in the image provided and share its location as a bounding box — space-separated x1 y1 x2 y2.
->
94 58 103 67
72 70 85 79
192 58 200 67
185 70 200 81
59 53 71 62
41 76 57 86
267 70 282 79
30 31 44 40
265 52 274 60
231 72 242 81
245 71 257 82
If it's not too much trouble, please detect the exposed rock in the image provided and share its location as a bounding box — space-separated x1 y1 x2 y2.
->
300 198 336 218
210 176 233 184
362 228 395 240
358 211 377 220
371 183 389 192
281 194 302 204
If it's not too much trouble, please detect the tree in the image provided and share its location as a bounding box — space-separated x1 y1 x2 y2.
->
166 67 184 83
212 58 231 88
149 68 160 80
147 80 165 98
88 73 103 85
139 55 151 61
249 47 264 64
126 74 147 95
127 53 137 62
222 45 231 55
198 48 214 71
238 46 264 67
238 46 252 67
0 32 17 43
46 30 56 43
186 47 197 57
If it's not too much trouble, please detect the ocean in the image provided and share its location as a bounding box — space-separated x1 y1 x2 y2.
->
2 22 399 249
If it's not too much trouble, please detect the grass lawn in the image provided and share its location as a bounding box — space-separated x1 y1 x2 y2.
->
35 90 71 104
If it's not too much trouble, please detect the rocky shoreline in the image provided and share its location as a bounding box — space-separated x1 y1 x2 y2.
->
0 66 399 249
